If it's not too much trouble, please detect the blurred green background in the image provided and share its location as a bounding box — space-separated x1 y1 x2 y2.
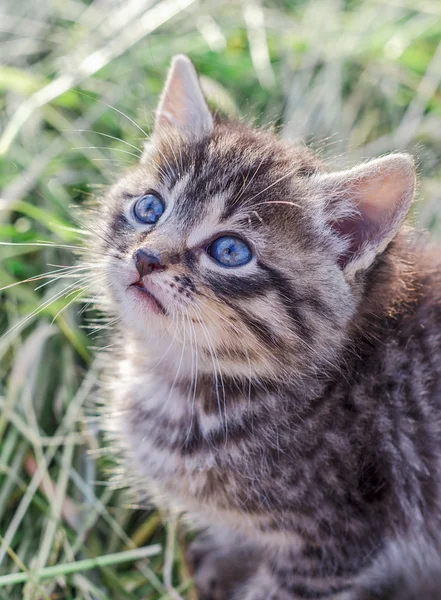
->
1 0 441 598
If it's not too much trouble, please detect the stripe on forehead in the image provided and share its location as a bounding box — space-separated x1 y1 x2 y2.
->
153 119 322 232
160 149 260 231
185 191 231 246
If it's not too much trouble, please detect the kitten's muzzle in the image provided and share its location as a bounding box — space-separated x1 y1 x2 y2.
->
134 249 164 277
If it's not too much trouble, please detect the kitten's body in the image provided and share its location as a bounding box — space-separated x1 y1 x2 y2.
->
107 237 441 598
95 56 441 598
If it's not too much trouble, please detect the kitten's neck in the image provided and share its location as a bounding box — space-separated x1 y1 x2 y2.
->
348 232 422 349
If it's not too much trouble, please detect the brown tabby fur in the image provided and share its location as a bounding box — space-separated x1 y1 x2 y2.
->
92 58 441 599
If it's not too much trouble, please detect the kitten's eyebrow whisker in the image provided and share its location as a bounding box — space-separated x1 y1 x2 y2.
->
255 200 302 209
72 146 142 160
243 167 300 207
73 90 150 139
149 115 186 181
91 158 132 165
75 215 119 249
143 155 170 185
154 117 184 177
149 138 181 184
230 155 267 208
158 129 183 178
142 155 170 185
69 129 143 153
99 104 149 139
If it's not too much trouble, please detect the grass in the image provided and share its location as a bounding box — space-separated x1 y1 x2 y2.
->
1 0 441 598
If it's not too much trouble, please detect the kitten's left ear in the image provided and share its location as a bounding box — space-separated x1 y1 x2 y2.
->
313 154 416 277
154 54 213 140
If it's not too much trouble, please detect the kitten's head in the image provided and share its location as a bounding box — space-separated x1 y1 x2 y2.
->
95 55 415 383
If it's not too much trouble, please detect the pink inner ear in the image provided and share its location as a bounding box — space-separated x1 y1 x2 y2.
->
325 154 415 269
331 206 390 268
330 216 374 268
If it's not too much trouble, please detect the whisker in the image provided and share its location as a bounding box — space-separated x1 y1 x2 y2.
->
90 158 132 164
192 304 227 434
0 241 85 251
199 300 281 372
242 167 302 207
230 155 267 207
254 200 302 209
50 279 103 324
157 126 184 177
86 316 121 336
149 312 181 370
0 265 92 293
73 90 149 139
72 146 141 160
168 310 187 403
69 129 143 153
1 277 95 343
184 312 200 447
70 213 124 254
34 266 100 291
182 312 196 445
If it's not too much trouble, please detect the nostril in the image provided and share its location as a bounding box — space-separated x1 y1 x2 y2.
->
134 249 163 277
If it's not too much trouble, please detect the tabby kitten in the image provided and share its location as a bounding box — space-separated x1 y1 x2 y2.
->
95 55 441 599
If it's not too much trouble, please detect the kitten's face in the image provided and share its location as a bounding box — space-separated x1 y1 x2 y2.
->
92 55 414 384
98 123 354 381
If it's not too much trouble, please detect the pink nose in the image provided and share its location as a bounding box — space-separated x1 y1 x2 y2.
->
134 249 163 277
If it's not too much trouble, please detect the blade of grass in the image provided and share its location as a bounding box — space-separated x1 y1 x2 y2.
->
0 0 197 155
0 544 162 587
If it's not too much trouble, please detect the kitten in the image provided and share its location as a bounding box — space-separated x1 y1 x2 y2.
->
92 55 441 599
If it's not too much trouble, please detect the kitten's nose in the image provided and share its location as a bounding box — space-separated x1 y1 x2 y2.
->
134 249 163 277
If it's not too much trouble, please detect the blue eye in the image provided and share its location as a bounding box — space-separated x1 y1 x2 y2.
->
208 236 252 267
133 193 164 224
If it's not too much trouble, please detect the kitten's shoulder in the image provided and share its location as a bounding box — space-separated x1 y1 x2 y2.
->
400 233 441 326
366 231 441 328
346 230 441 380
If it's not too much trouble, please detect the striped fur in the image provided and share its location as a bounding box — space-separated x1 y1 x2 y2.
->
89 74 441 598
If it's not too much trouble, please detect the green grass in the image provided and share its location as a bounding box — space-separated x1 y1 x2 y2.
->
1 0 441 598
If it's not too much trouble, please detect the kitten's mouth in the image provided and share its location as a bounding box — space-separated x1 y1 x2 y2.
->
129 279 166 314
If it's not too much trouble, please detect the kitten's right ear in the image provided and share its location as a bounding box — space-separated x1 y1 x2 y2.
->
153 54 213 141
